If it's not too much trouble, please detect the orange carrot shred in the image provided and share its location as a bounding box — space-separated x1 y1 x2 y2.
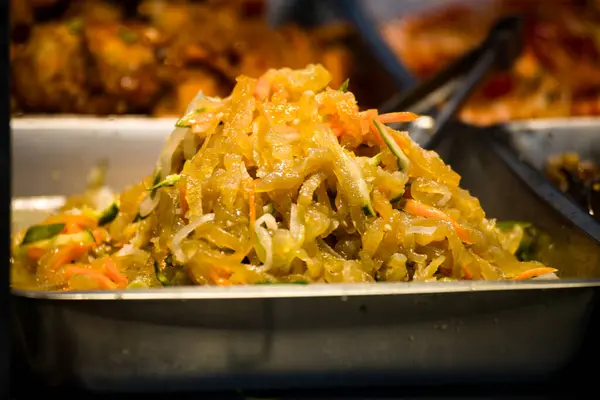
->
64 267 118 290
377 111 419 124
45 214 97 229
462 266 473 280
64 222 82 234
254 77 270 101
210 268 232 286
390 131 411 150
511 267 557 281
27 247 46 261
368 120 385 144
92 229 107 245
104 257 129 286
331 125 345 137
403 199 472 244
50 243 90 270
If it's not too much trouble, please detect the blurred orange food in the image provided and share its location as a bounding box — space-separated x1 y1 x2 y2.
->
382 0 600 125
10 0 358 116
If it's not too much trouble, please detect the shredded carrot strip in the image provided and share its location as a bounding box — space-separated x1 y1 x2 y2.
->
378 111 419 124
64 222 82 234
326 114 345 137
210 268 232 286
403 199 472 244
254 77 270 101
45 214 97 229
331 125 345 137
104 257 128 286
368 120 384 144
27 247 46 261
511 267 557 281
462 266 472 280
179 180 189 220
92 228 108 245
64 267 117 290
50 243 90 270
390 131 411 150
359 109 384 144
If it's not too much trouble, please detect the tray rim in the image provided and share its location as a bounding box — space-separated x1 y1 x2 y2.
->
10 279 600 301
10 116 178 133
503 117 600 132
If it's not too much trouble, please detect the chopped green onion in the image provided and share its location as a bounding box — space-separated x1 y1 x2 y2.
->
133 212 145 222
152 170 162 186
496 221 543 262
372 119 410 173
338 78 349 93
175 108 207 128
119 29 138 44
98 202 119 226
21 223 65 245
154 262 170 286
369 153 384 166
149 174 181 193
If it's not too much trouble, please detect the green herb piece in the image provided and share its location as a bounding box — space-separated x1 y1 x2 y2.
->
372 119 410 173
154 262 170 286
119 29 138 44
497 221 543 262
175 108 207 128
369 153 384 166
149 174 181 193
338 78 350 92
133 212 146 222
98 203 119 226
21 223 65 245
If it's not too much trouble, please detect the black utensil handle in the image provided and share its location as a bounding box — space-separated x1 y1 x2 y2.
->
340 0 417 91
422 15 524 149
379 14 524 117
424 49 497 150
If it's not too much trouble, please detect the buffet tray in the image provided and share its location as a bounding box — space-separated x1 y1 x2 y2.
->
10 117 600 392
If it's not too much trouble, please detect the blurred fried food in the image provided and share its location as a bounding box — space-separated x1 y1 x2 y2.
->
10 0 357 116
382 0 600 124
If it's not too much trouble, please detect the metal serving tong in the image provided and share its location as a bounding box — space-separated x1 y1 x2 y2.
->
379 15 525 150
